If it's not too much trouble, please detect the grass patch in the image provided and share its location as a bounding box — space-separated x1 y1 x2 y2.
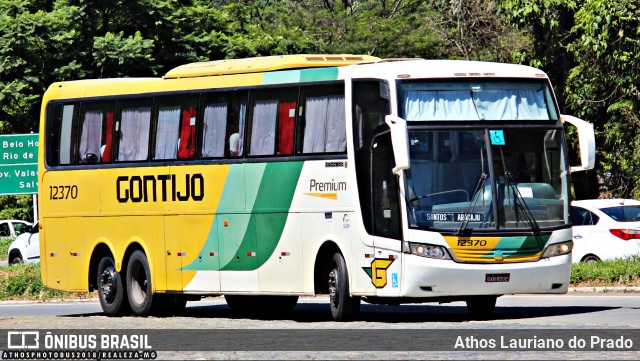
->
571 256 640 287
0 236 13 260
0 263 95 301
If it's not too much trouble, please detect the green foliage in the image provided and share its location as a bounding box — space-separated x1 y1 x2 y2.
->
566 0 640 198
571 256 640 285
0 236 12 260
0 263 71 300
0 195 34 222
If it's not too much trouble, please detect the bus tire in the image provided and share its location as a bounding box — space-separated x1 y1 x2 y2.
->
328 252 360 321
466 296 497 320
97 255 129 316
126 250 153 316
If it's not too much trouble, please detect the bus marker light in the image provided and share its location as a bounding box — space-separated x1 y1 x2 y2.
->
223 220 229 227
247 252 256 257
209 252 216 256
50 253 57 257
281 252 290 257
177 252 186 257
364 254 373 258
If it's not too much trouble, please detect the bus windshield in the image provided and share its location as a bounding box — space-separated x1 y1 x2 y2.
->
399 79 559 121
405 127 569 231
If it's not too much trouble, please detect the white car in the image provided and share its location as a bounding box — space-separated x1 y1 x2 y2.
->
571 199 640 263
7 222 40 264
0 219 31 238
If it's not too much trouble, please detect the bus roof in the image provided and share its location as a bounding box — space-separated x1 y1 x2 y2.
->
163 54 379 79
351 59 550 80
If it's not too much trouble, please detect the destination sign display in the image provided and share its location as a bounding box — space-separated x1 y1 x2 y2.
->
419 212 484 222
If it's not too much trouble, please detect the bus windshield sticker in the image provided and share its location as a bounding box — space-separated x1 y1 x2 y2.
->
489 130 505 145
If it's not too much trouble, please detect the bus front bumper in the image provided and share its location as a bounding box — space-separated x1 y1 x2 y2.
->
401 253 571 297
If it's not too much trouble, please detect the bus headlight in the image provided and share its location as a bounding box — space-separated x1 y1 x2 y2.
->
541 241 573 259
409 243 451 260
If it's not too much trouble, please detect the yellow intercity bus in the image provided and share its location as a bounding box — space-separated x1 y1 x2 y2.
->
38 54 595 321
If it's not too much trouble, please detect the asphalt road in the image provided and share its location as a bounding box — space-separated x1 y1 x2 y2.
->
1 294 639 360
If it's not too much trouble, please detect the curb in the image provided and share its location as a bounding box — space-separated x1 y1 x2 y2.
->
569 286 640 294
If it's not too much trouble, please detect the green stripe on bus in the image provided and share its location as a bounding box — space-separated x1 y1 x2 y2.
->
480 235 548 259
300 67 339 82
262 67 339 84
183 162 304 271
221 161 303 270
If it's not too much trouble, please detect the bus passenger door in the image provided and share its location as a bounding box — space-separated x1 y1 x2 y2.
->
371 132 403 295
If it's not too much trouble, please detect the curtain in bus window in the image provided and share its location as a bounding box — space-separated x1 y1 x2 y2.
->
178 107 197 159
278 101 296 155
515 90 547 119
238 103 246 156
102 111 114 162
78 110 102 163
155 106 181 159
250 100 278 156
59 105 74 164
403 90 547 120
303 95 346 153
118 107 151 161
201 102 228 157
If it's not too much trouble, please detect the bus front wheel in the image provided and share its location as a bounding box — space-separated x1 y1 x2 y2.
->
328 252 360 321
97 255 129 316
466 296 497 320
127 250 153 316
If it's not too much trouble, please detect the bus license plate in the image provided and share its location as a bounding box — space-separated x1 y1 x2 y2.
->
485 273 510 282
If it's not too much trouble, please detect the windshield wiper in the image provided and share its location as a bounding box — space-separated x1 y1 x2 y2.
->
504 173 545 247
456 172 487 236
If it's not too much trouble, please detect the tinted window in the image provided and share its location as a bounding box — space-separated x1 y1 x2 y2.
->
571 206 599 226
600 205 640 222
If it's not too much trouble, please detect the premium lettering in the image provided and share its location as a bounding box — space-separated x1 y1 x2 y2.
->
309 179 347 192
116 174 204 203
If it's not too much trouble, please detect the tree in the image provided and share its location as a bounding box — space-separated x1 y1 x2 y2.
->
566 0 640 198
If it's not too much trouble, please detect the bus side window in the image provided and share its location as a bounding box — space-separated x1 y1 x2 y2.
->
178 106 197 159
299 84 346 154
201 101 228 158
155 105 181 160
277 100 296 155
52 103 78 166
78 107 104 163
101 111 114 163
117 100 152 162
249 99 278 156
248 89 297 157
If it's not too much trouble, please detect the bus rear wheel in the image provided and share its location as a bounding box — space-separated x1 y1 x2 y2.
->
328 252 360 321
127 250 153 316
97 255 129 316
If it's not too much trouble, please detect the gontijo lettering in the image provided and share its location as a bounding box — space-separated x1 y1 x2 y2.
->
116 174 204 203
